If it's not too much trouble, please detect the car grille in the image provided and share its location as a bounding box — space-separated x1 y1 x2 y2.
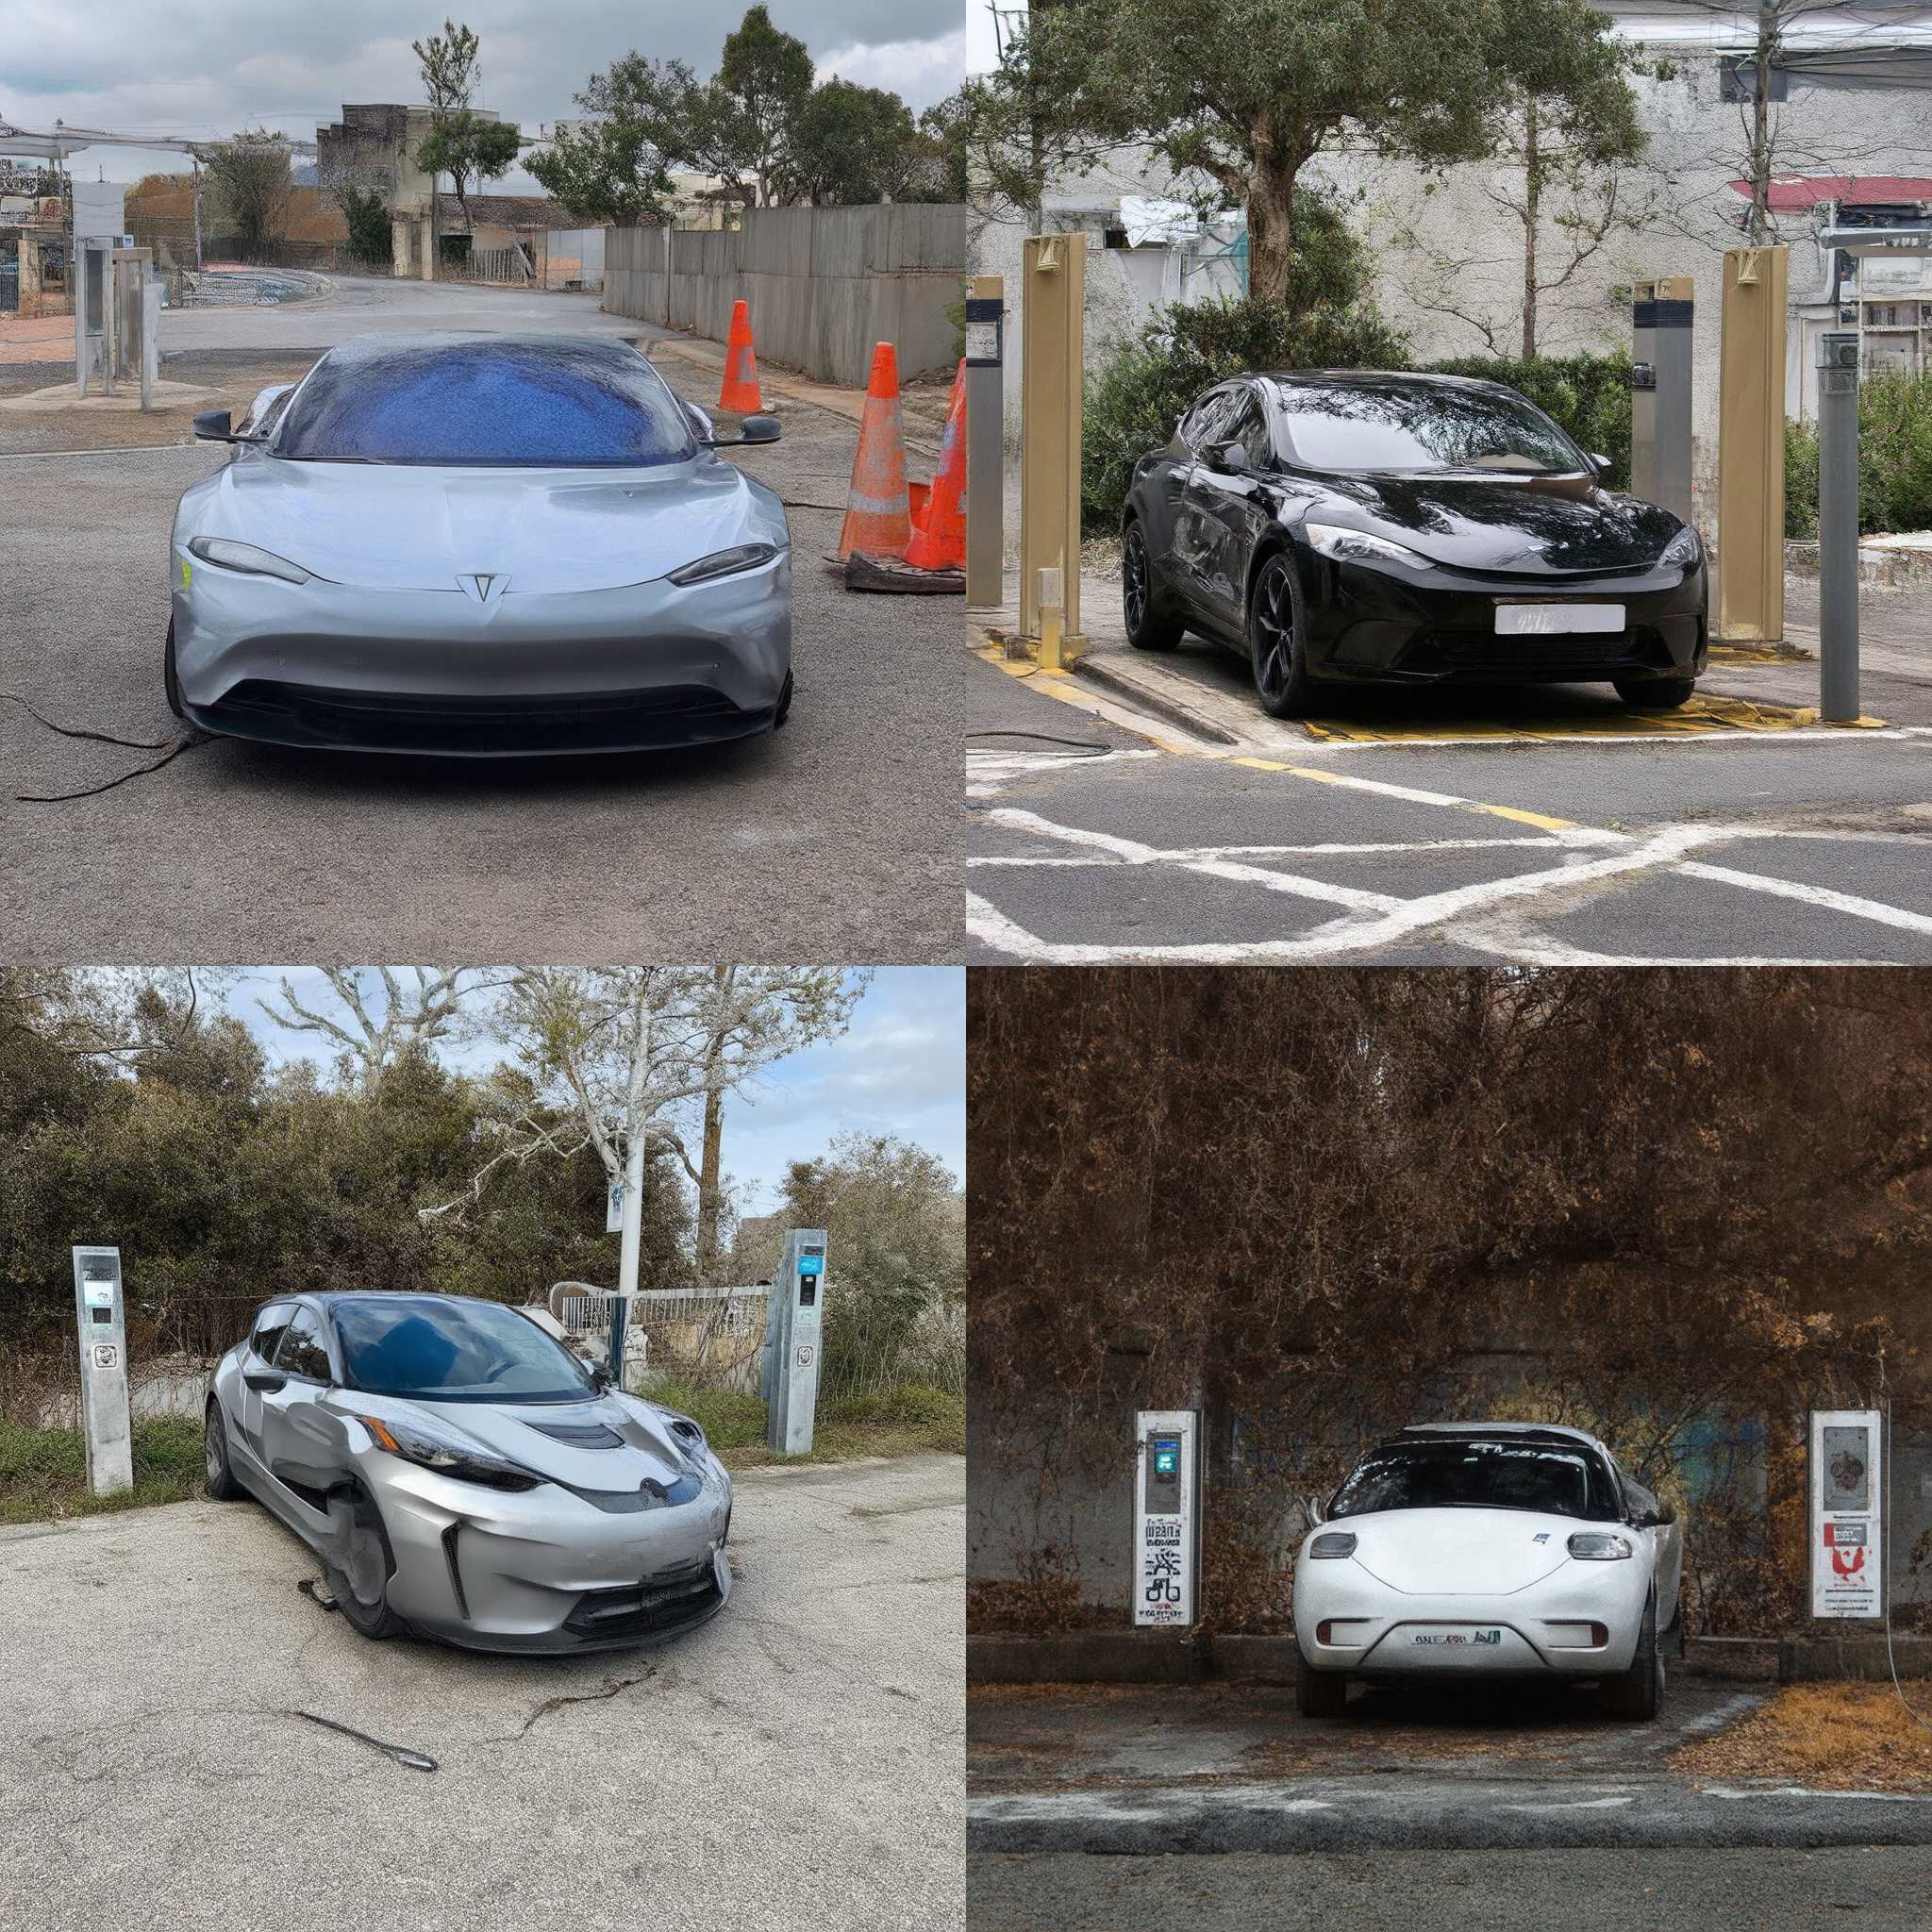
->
564 1557 724 1642
199 680 773 753
1404 626 1676 679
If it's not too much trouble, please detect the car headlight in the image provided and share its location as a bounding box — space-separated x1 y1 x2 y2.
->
1307 1531 1357 1559
1659 526 1702 570
1304 523 1429 571
1567 1531 1634 1560
665 541 778 587
354 1412 540 1491
187 537 313 585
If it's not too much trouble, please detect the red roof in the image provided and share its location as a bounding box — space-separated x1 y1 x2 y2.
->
1726 175 1932 211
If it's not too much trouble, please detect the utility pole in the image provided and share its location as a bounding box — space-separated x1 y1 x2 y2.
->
609 1133 645 1388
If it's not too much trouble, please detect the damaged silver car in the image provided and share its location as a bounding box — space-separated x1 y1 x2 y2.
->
205 1291 733 1653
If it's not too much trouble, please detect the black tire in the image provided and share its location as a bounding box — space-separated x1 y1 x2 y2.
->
1298 1662 1349 1719
1603 1591 1664 1721
1614 675 1695 711
1249 552 1313 719
324 1483 408 1641
1123 518 1184 652
204 1399 244 1501
164 619 186 722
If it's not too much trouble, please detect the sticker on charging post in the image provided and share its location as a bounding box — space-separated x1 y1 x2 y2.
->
92 1343 119 1371
1811 1409 1882 1619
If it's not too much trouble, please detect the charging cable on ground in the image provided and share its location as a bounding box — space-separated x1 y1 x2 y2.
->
3 691 207 802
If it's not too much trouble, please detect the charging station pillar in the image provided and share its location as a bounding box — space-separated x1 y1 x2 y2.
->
71 1245 133 1496
1630 277 1693 524
1816 331 1861 723
965 274 1006 609
1717 245 1789 644
1019 232 1087 666
1809 1408 1882 1621
763 1228 827 1457
1132 1409 1200 1628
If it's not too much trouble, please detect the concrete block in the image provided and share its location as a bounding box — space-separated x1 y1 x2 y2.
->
1778 1633 1932 1681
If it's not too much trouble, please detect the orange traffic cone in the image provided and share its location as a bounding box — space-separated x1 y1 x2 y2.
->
718 299 762 413
905 359 966 572
836 342 912 562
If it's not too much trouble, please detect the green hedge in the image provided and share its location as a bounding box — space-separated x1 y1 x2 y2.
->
1785 371 1932 539
1082 297 1638 535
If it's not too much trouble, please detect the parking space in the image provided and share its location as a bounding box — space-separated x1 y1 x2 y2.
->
0 342 958 962
0 1454 965 1932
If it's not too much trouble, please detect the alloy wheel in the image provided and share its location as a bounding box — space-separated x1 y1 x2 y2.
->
1253 562 1295 702
1124 525 1149 632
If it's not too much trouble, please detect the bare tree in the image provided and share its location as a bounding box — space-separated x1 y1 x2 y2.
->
256 968 506 1088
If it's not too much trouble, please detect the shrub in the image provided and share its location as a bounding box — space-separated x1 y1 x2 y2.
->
336 185 392 267
1786 418 1821 540
1787 371 1932 538
1422 350 1635 491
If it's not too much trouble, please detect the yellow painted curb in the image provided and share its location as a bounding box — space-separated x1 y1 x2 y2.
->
1296 693 1817 743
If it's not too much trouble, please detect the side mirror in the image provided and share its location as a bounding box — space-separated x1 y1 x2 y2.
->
587 1362 610 1393
1207 439 1250 475
193 408 234 441
737 413 782 445
1304 1492 1327 1528
242 1368 286 1393
1589 452 1613 478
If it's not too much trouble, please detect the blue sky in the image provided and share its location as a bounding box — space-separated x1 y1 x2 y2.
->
222 964 963 1215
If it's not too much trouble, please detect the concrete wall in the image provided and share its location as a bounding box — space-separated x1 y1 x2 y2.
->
604 203 967 387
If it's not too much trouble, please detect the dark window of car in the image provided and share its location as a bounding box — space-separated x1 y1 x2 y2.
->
1178 386 1240 454
273 340 700 468
1274 381 1588 476
1226 390 1274 468
275 1307 334 1383
1328 1437 1622 1523
251 1303 294 1362
332 1296 596 1404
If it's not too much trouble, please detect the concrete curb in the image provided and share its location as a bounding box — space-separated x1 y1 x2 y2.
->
1780 1634 1932 1681
967 1775 1932 1855
1071 656 1241 746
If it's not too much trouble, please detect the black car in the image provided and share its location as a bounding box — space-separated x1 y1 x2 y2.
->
1122 371 1707 717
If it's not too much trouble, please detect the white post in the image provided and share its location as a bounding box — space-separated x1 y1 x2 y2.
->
611 1134 645 1387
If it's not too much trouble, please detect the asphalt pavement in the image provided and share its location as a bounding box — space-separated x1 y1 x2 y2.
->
971 1849 1932 1930
0 1453 966 1932
0 288 958 962
967 574 1932 965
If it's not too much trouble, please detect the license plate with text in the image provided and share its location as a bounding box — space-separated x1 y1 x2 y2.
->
1495 603 1624 635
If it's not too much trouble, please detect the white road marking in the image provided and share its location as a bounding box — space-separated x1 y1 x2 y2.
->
1676 860 1932 936
1233 724 1932 752
1502 1794 1637 1813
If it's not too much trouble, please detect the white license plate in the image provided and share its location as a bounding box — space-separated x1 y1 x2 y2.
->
1494 603 1624 635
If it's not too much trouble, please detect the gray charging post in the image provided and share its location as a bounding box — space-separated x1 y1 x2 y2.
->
70 1245 133 1495
762 1228 827 1456
1816 330 1861 724
1630 277 1693 524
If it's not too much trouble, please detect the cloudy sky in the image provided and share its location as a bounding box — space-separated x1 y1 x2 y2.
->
221 965 964 1214
2 0 964 190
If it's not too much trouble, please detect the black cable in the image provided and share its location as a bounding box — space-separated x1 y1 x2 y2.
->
3 690 209 801
966 728 1117 758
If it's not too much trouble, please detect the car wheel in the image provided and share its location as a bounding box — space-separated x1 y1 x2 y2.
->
1298 1662 1348 1719
324 1483 408 1642
1614 675 1695 711
1603 1591 1664 1721
163 620 186 723
204 1399 243 1501
1249 552 1311 719
774 669 793 729
1123 519 1183 652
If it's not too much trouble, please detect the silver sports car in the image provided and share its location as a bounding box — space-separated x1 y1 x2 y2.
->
205 1291 733 1653
1293 1423 1684 1720
168 332 791 755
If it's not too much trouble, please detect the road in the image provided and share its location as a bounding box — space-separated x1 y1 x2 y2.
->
967 575 1932 964
0 1454 965 1932
971 1849 1932 1930
0 283 958 962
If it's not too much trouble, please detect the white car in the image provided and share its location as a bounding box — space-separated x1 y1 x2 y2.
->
1292 1423 1684 1721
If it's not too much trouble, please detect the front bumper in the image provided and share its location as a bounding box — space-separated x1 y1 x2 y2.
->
1294 1558 1647 1679
171 550 791 755
1301 554 1707 688
367 1456 733 1655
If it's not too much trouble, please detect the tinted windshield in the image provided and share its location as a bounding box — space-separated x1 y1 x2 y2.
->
333 1297 595 1402
1277 383 1585 476
1329 1438 1620 1522
275 340 699 467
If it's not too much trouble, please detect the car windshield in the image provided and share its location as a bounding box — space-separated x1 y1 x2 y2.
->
1328 1437 1620 1522
1276 383 1586 476
274 340 699 467
332 1296 596 1402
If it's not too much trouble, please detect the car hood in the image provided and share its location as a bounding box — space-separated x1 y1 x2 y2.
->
1335 1508 1587 1595
369 1391 710 1492
200 453 780 594
1308 474 1683 576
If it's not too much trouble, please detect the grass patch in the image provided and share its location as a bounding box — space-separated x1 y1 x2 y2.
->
0 1417 208 1525
1672 1681 1932 1790
646 1380 964 1468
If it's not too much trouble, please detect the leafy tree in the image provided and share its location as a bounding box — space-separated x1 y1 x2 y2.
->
786 78 919 206
205 131 293 262
913 92 969 204
712 4 816 208
335 183 393 264
527 115 677 226
411 18 522 231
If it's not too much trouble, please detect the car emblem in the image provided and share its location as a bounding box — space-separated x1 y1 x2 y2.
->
1533 1532 1550 1542
459 572 507 604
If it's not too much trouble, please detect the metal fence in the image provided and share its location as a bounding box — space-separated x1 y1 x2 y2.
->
604 203 966 388
549 1283 771 1394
